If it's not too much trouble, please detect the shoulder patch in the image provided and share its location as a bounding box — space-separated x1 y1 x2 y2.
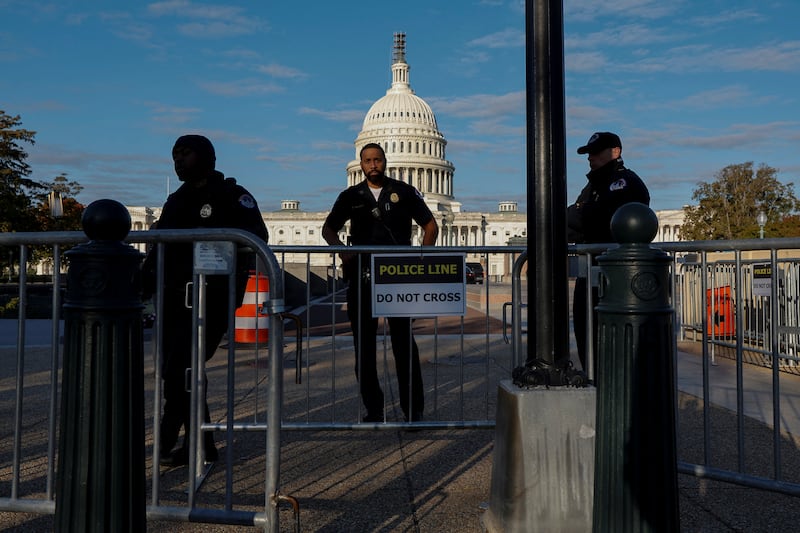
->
609 178 628 191
414 188 424 200
238 194 256 209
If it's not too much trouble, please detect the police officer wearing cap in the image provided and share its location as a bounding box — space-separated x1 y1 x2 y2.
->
142 134 268 466
567 131 650 380
322 142 438 423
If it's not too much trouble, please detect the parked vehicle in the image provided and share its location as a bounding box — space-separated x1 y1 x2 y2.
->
466 265 476 284
466 262 484 284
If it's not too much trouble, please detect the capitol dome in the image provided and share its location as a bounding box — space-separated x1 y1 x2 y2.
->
362 83 438 131
347 33 459 213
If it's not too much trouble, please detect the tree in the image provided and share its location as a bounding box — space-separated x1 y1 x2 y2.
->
33 174 85 232
0 110 44 233
681 162 800 240
1 112 85 278
24 175 85 269
1 114 85 233
773 214 800 237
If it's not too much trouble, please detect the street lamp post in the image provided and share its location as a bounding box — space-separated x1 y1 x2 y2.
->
757 211 767 239
49 190 64 219
49 190 64 276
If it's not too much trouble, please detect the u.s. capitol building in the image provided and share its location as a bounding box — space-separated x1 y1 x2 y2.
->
128 33 682 282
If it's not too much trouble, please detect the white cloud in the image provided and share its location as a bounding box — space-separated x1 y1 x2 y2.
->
257 63 309 80
566 23 677 50
639 85 755 110
145 102 203 124
690 8 765 28
675 121 799 149
200 79 283 96
427 91 524 119
626 41 800 73
147 1 265 38
467 28 524 49
298 107 366 123
566 0 680 22
565 51 609 73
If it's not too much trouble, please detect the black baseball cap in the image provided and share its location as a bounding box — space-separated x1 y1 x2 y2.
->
577 132 622 154
173 134 216 168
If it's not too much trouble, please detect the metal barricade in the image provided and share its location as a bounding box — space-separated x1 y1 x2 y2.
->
6 231 800 530
268 244 526 430
581 238 800 498
0 227 288 531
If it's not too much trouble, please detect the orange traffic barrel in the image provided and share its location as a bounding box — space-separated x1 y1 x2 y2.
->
235 273 269 344
706 285 735 338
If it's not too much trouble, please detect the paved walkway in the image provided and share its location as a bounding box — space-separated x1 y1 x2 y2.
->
676 341 800 438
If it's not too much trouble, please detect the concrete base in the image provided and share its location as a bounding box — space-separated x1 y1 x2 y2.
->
482 380 596 533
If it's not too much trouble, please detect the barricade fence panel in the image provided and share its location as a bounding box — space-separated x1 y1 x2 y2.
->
4 231 800 530
677 255 800 372
1 229 287 531
574 238 800 498
268 244 525 429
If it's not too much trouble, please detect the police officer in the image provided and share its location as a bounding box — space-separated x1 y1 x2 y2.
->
322 143 438 423
142 134 268 466
567 131 650 379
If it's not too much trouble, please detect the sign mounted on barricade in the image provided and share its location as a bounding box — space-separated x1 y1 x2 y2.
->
371 253 466 317
753 263 772 297
194 241 235 274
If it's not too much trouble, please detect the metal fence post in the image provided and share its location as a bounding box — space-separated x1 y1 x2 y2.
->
55 199 146 532
593 202 679 532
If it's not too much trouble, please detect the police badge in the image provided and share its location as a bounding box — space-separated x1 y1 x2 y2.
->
609 179 628 191
239 194 256 209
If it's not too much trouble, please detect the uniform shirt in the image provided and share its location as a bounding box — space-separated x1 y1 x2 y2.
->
567 158 650 244
324 177 434 246
142 170 268 298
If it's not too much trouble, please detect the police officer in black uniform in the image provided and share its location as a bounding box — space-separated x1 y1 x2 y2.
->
567 131 650 380
322 142 438 423
142 134 268 465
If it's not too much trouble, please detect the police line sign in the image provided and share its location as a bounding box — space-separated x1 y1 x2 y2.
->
753 263 772 297
371 253 466 317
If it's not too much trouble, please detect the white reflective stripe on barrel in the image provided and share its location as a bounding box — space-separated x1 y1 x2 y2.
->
240 291 269 306
235 316 270 329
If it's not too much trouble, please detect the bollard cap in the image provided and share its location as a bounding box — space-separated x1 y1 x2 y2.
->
82 199 132 241
611 202 658 244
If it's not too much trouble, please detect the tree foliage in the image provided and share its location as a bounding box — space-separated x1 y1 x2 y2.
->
0 110 44 232
1 111 85 277
1 113 84 233
681 162 800 240
33 174 85 231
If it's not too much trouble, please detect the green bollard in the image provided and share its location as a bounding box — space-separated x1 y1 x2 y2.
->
55 199 146 532
592 202 679 532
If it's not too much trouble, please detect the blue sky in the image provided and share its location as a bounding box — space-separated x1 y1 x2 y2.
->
3 1 799 214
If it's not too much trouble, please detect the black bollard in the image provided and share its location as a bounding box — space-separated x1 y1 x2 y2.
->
592 202 679 532
55 199 146 532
